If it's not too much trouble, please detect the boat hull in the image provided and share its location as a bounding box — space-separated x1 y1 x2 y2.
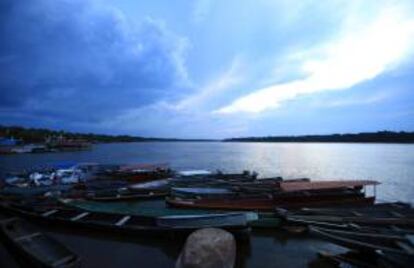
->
0 217 80 268
166 195 375 211
0 202 250 239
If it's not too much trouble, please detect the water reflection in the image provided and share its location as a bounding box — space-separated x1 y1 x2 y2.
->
1 142 414 267
1 142 413 202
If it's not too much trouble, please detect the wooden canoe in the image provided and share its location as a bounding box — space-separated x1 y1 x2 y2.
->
0 217 80 268
310 226 414 257
297 202 414 218
286 214 414 227
0 201 250 238
283 216 414 235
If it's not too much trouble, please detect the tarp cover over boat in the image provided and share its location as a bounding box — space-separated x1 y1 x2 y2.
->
178 170 212 176
280 180 379 192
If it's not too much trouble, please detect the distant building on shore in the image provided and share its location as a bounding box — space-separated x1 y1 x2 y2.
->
0 137 20 154
45 135 91 151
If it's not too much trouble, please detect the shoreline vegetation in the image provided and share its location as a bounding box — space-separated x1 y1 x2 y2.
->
224 131 414 143
0 125 216 144
1 125 414 144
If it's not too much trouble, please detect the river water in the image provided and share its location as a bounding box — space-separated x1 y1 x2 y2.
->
1 142 414 267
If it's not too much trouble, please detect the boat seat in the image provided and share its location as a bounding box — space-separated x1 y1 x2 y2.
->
396 241 414 254
348 223 361 229
51 255 75 267
115 215 131 226
390 211 403 218
70 212 90 221
390 225 402 232
0 217 19 224
42 209 59 217
14 232 41 242
406 235 414 246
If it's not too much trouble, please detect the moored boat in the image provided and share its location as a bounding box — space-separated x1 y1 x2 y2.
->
167 180 378 211
0 217 80 268
0 201 250 238
309 225 414 257
60 198 282 229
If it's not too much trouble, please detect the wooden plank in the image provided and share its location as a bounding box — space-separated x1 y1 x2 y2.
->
0 218 18 224
51 255 75 267
406 235 414 246
351 211 362 217
348 223 361 229
390 225 402 232
14 232 41 242
396 241 414 254
115 216 131 226
42 209 58 217
390 211 404 218
70 212 89 221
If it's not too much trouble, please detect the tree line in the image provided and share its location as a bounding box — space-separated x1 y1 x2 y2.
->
224 131 414 143
0 125 214 144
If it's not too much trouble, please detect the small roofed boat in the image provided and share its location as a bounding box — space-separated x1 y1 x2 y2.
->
0 201 250 238
0 217 80 268
167 180 378 211
310 226 414 259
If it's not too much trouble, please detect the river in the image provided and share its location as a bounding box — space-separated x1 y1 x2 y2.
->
1 142 413 267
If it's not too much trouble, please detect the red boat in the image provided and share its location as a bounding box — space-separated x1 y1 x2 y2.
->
166 180 379 211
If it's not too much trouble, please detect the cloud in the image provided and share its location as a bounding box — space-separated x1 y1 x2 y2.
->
174 57 244 111
216 3 414 114
0 0 189 123
316 91 390 108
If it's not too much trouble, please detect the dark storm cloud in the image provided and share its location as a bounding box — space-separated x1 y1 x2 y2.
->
0 0 188 123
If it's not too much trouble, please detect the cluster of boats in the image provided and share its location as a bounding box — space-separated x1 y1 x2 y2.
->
0 162 413 267
281 203 414 267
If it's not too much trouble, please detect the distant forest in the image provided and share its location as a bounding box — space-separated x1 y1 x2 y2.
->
225 131 414 143
0 125 215 144
2 126 414 144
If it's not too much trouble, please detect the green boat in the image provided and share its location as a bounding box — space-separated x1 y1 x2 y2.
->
60 199 281 228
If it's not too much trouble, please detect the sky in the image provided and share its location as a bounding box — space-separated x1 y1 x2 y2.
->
1 0 414 138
